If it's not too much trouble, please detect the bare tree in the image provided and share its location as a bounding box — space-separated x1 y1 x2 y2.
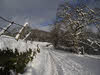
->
51 2 100 54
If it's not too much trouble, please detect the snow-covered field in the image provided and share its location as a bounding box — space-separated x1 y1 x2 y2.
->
0 35 100 75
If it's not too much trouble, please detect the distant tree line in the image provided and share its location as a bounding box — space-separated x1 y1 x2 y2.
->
27 29 51 42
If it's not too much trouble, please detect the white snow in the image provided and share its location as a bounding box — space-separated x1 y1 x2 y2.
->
0 35 100 75
0 35 37 52
84 54 100 60
23 42 100 75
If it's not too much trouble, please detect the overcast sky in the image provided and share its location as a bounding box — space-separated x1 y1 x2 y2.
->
0 0 100 31
0 0 62 31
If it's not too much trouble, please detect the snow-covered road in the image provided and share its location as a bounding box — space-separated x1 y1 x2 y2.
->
0 36 100 75
23 42 100 75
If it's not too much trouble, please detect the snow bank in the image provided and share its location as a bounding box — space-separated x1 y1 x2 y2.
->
0 35 37 52
84 54 100 60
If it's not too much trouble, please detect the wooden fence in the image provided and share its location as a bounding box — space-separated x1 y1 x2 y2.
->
0 16 31 41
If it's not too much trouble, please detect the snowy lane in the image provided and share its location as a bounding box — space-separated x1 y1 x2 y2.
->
49 51 91 75
23 43 100 75
1 36 99 75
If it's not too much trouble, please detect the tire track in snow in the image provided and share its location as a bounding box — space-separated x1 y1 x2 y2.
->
23 43 95 75
43 51 58 75
48 52 64 75
41 47 63 75
48 50 92 75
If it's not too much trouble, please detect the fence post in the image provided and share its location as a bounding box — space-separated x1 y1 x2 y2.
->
15 22 28 41
0 23 12 36
23 32 31 41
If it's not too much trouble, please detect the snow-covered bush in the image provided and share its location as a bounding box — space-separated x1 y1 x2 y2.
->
0 35 40 75
0 48 35 75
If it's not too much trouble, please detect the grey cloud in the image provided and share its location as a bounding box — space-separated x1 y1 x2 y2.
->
0 0 60 15
0 0 100 31
0 0 61 29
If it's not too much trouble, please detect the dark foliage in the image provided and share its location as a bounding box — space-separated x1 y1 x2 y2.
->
0 48 35 75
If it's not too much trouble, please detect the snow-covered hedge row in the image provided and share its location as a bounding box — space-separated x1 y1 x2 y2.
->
0 35 40 75
0 35 37 52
